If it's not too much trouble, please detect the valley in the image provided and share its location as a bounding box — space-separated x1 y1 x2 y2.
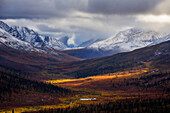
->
0 21 169 113
0 65 169 113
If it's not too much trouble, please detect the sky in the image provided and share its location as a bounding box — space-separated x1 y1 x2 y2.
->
0 0 170 45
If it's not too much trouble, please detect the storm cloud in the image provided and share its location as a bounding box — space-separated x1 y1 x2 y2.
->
0 0 165 19
87 0 161 15
0 0 170 45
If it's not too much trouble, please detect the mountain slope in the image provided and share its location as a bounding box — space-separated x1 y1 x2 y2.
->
78 39 103 47
58 36 70 48
12 26 67 50
0 28 38 51
149 34 170 46
0 43 81 73
88 28 166 51
0 21 67 52
63 28 169 59
50 40 170 78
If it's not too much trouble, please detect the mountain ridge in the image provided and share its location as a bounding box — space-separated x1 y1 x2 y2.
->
0 21 67 53
63 28 170 59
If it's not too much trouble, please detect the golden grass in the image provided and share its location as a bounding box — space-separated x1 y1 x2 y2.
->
46 68 149 88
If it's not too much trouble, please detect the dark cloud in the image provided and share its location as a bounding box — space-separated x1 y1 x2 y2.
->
0 0 69 19
0 0 164 19
1 0 170 45
87 0 161 15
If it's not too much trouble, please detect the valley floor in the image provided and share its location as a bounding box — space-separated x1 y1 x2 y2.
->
1 68 169 113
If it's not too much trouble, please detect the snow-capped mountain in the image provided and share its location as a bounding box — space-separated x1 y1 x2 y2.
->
12 26 67 49
0 21 66 52
88 28 167 53
149 34 170 46
63 28 170 59
78 39 103 47
0 21 24 41
0 28 42 52
0 21 12 31
1 20 170 60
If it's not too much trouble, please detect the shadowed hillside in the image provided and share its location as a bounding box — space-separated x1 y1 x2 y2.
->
47 41 170 78
0 65 72 109
0 44 81 72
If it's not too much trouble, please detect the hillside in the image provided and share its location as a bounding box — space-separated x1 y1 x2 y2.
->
26 58 170 113
48 40 170 78
0 65 72 109
63 48 105 59
0 44 81 73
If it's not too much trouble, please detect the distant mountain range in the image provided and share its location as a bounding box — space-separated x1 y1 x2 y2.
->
0 21 67 55
0 20 170 79
1 21 170 60
0 21 103 53
63 28 170 59
0 21 81 71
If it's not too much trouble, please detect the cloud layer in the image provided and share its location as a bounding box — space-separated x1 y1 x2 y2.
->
87 0 161 15
0 0 170 44
0 0 166 19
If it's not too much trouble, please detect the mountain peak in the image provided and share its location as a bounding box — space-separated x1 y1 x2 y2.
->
87 28 167 56
0 21 11 31
0 21 67 53
118 28 142 35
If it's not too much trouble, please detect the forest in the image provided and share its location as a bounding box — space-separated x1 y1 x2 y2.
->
24 96 170 113
0 65 72 109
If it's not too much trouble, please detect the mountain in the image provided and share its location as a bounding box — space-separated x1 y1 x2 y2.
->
63 28 169 59
51 40 170 78
0 28 39 52
88 28 166 51
0 21 81 72
149 34 170 46
0 43 81 73
0 21 67 51
12 26 67 49
58 36 70 47
78 39 103 47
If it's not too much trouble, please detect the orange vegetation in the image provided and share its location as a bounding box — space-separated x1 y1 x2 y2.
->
46 68 149 91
